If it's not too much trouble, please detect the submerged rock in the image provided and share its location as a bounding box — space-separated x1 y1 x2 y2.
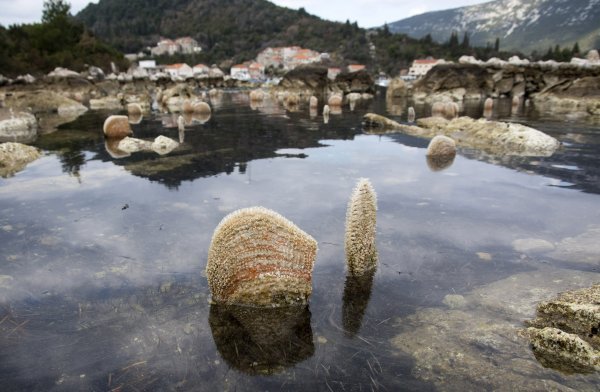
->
523 284 600 373
391 266 600 390
0 142 42 177
206 207 318 307
512 238 556 254
345 179 378 275
549 225 600 265
117 137 151 153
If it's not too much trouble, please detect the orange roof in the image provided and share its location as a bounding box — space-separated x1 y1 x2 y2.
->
232 64 248 69
249 62 263 69
194 64 208 68
166 63 189 69
328 67 341 71
414 59 438 64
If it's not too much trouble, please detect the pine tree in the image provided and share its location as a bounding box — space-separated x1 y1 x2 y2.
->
572 42 580 55
42 0 71 24
461 32 470 49
494 37 500 52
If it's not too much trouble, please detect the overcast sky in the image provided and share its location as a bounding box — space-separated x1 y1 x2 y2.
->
0 0 490 28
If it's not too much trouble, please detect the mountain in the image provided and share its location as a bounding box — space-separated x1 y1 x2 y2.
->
387 0 600 53
76 0 370 65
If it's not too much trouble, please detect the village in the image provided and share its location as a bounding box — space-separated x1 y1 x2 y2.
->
125 36 440 84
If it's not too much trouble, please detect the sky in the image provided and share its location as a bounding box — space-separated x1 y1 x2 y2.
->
0 0 491 28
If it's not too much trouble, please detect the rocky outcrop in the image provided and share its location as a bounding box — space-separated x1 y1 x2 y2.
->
2 90 88 132
0 110 37 143
412 63 600 104
0 142 42 177
386 78 409 100
333 70 374 94
363 113 560 156
523 284 599 373
279 66 329 93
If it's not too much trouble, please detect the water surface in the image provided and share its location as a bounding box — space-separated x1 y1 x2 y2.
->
0 91 598 390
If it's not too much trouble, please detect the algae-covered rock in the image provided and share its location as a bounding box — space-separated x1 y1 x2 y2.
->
364 113 559 156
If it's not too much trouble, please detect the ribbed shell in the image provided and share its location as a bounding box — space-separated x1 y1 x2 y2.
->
344 179 378 275
206 207 318 306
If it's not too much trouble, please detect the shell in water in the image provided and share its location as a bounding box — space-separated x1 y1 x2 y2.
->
206 207 318 306
345 179 378 275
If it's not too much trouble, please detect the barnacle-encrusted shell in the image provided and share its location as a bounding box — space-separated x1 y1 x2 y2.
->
206 207 318 306
345 178 378 274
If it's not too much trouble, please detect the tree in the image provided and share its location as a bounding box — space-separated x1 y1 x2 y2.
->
42 0 71 24
448 31 459 48
494 37 500 52
461 32 470 49
572 41 580 55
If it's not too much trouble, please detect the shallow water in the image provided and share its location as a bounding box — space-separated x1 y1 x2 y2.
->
0 91 599 390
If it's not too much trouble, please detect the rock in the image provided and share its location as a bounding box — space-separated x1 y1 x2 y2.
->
4 90 87 115
249 89 264 101
103 115 132 138
90 96 122 110
0 142 42 177
443 101 459 118
15 74 36 84
151 135 179 155
47 67 81 79
390 266 600 390
548 225 600 265
127 103 143 115
206 207 317 307
426 135 456 157
484 97 494 110
431 101 445 117
459 55 483 65
117 137 151 153
523 284 599 373
386 78 408 100
512 238 555 254
87 66 105 81
525 327 599 374
333 69 374 94
193 101 211 114
328 94 342 107
0 110 38 143
345 178 378 275
279 66 328 92
346 92 362 103
407 107 416 122
443 294 467 309
426 134 456 171
586 50 599 62
416 116 560 156
309 95 318 109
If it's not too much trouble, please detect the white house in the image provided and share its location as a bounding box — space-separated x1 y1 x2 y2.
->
193 63 210 77
165 63 193 78
175 37 202 54
408 58 445 78
230 64 250 80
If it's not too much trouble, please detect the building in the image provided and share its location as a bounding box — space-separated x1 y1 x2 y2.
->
150 37 202 57
327 67 341 80
176 37 201 54
193 64 210 77
230 64 250 80
256 46 322 70
165 63 193 78
248 62 265 80
347 64 366 73
408 58 445 78
151 39 179 56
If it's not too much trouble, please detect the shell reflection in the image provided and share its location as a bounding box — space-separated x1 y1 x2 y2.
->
209 304 314 375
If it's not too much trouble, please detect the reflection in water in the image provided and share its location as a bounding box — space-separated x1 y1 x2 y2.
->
105 137 130 159
426 153 456 171
342 270 375 337
128 113 143 125
209 304 314 375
